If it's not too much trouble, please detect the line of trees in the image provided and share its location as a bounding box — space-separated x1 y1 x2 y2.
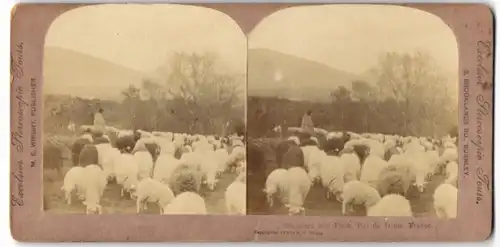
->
248 51 458 138
44 52 246 136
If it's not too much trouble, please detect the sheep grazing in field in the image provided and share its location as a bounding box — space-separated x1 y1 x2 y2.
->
341 180 381 216
444 161 458 187
360 155 389 189
318 155 345 201
367 194 413 217
282 144 306 170
227 146 246 172
168 164 203 196
225 179 246 215
339 152 361 182
153 154 183 184
377 164 414 197
433 183 457 219
214 148 230 175
264 168 288 207
79 144 99 168
133 148 154 180
114 153 140 197
80 164 108 214
200 155 219 191
161 192 207 215
61 166 86 204
71 134 93 166
440 147 458 164
275 139 302 169
283 167 312 215
301 145 326 182
132 178 175 214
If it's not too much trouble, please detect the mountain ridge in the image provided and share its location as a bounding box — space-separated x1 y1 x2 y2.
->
43 46 146 101
248 48 366 102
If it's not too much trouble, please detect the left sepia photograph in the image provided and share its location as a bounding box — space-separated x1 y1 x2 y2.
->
42 4 247 215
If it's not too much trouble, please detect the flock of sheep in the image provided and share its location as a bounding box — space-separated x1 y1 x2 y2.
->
57 125 247 215
48 122 459 218
247 128 458 218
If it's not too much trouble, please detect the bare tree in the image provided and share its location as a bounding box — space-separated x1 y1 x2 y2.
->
121 84 141 129
370 51 453 136
330 85 352 129
352 80 380 132
165 52 244 135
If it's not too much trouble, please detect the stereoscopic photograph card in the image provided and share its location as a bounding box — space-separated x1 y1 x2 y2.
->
10 2 493 242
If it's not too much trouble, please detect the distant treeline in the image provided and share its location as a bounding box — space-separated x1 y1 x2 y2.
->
247 96 458 138
44 94 245 136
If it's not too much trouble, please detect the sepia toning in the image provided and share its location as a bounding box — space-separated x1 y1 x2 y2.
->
246 5 459 217
42 4 247 215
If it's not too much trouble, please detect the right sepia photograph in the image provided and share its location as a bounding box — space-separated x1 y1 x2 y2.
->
246 5 459 217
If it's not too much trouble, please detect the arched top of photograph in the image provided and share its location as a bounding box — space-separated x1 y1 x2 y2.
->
43 3 246 134
247 4 458 101
42 4 247 216
245 4 460 217
44 4 246 101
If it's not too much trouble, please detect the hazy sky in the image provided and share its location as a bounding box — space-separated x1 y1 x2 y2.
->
45 4 247 74
249 5 459 76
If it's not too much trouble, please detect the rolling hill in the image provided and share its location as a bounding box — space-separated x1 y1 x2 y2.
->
43 46 146 101
248 48 365 102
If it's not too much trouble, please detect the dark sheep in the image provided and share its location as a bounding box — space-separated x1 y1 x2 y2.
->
43 144 64 174
384 146 400 161
352 144 370 166
71 137 92 166
115 135 137 153
246 138 279 214
323 132 350 155
169 165 203 196
377 165 413 197
78 144 99 168
143 142 160 162
281 145 305 170
275 140 296 168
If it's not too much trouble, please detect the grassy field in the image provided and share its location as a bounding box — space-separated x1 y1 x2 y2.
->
264 173 445 217
43 160 238 215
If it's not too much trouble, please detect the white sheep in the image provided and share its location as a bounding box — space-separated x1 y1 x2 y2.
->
319 155 345 201
341 180 381 216
264 168 288 207
433 183 457 219
132 178 175 214
440 147 458 164
162 192 207 215
61 166 85 204
227 146 245 172
445 161 458 186
339 152 361 182
200 155 219 191
284 167 312 215
224 180 246 215
360 155 389 188
134 150 154 180
213 148 230 175
114 153 140 197
367 194 413 216
96 144 120 180
153 154 183 184
301 145 326 182
81 164 108 214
